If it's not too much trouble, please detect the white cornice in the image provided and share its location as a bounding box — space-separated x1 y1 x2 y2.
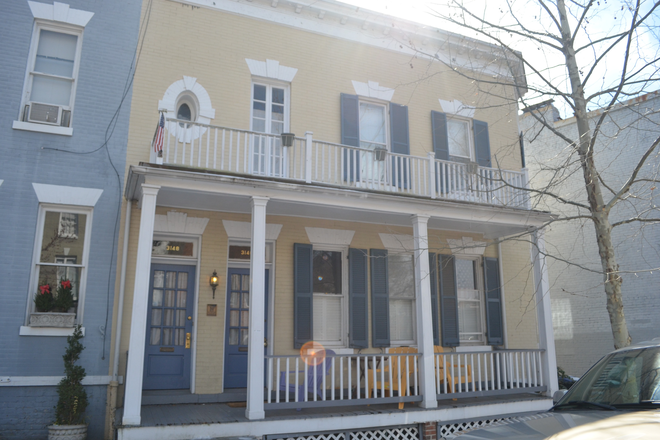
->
352 81 395 102
222 220 283 240
154 211 210 234
174 0 525 87
246 59 298 82
305 227 355 246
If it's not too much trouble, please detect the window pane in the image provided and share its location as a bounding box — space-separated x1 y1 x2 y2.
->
313 295 342 342
40 211 86 263
176 291 187 308
242 292 249 308
177 103 191 121
240 329 249 346
31 75 73 106
390 299 414 341
388 254 415 299
153 271 165 288
34 30 77 77
164 290 175 307
230 292 240 308
152 290 163 307
231 274 240 291
175 329 185 346
230 310 239 326
253 84 266 102
242 274 250 290
164 309 173 326
241 311 249 326
35 265 81 306
151 309 162 326
176 310 186 326
359 103 386 148
228 329 239 345
456 259 476 289
165 272 176 288
448 119 470 158
177 272 188 289
163 329 172 345
313 251 342 294
150 328 161 345
272 87 284 104
459 301 482 338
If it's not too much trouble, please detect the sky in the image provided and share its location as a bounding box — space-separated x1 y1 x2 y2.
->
336 0 660 117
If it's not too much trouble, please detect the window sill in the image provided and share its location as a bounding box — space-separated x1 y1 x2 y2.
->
13 121 73 136
19 326 84 337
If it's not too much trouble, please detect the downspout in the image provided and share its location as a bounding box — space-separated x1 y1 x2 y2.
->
497 242 508 349
107 200 132 438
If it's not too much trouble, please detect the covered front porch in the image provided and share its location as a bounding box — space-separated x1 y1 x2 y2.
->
115 161 557 434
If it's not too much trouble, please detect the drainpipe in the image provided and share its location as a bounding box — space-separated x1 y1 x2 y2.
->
107 200 132 437
497 242 508 349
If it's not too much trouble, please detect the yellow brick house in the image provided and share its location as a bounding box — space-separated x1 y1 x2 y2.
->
108 1 558 439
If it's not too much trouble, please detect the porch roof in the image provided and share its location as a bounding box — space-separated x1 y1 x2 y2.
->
125 163 555 239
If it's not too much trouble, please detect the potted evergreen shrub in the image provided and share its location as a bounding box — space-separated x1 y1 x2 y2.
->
48 324 89 440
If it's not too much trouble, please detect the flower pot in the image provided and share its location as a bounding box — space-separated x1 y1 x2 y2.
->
30 312 76 328
48 424 87 440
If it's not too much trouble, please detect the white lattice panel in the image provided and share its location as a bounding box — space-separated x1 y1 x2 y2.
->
283 435 344 440
352 427 418 440
441 412 557 438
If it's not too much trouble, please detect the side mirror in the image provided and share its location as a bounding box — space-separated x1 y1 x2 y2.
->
553 389 567 404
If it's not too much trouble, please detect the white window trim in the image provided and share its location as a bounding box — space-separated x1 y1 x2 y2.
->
16 17 87 133
312 244 349 348
22 203 93 335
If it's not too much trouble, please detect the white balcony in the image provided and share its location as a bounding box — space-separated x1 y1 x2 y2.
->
155 119 530 209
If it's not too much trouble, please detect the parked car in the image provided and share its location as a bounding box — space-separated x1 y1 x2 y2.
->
453 339 660 439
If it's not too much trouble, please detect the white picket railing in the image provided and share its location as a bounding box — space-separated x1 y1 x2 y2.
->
263 349 545 409
160 119 529 209
265 352 421 409
434 349 545 399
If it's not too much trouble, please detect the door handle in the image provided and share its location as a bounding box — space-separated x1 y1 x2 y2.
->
185 333 191 349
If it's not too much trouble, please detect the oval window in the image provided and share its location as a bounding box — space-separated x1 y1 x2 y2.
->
177 103 192 127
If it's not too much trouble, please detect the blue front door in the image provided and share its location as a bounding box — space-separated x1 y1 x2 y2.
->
143 264 195 390
224 268 269 388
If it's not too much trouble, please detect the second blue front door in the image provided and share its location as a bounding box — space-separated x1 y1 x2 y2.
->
224 268 269 388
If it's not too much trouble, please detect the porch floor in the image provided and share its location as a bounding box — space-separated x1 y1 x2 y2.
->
119 391 550 428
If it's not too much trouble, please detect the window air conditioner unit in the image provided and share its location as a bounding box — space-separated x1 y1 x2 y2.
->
24 102 71 127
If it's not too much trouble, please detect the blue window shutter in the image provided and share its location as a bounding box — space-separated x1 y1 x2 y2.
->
473 119 492 168
349 248 369 348
341 93 360 182
428 252 440 346
294 243 313 349
390 103 410 188
484 257 504 346
431 111 449 193
370 249 390 347
439 255 459 347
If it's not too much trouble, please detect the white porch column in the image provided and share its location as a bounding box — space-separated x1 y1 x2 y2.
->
531 229 559 396
246 196 269 420
411 214 438 409
122 184 160 426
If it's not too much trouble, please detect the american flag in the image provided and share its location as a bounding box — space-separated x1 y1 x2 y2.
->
153 113 165 153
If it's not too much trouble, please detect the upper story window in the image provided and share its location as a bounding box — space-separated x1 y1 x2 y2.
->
14 3 93 136
250 82 289 177
175 92 198 128
447 117 473 161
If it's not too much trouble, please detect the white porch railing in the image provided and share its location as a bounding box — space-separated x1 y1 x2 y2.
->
434 349 545 400
159 119 530 209
264 349 545 409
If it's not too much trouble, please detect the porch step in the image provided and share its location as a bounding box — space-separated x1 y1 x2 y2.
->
142 388 247 405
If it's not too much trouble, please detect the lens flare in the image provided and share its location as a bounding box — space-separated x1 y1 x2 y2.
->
300 341 326 366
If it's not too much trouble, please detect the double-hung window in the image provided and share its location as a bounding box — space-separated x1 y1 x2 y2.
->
28 205 92 320
388 253 416 345
312 249 347 347
455 258 485 343
359 101 388 182
251 82 288 177
447 118 473 161
20 23 83 129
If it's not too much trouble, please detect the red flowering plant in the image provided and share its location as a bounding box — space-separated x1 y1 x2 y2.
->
34 280 75 313
34 284 54 312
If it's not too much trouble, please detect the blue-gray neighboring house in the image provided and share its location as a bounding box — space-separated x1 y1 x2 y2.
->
0 1 141 438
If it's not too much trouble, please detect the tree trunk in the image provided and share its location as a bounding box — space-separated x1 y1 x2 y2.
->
556 0 631 349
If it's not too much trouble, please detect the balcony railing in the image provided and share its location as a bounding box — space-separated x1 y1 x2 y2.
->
159 119 530 209
264 349 545 409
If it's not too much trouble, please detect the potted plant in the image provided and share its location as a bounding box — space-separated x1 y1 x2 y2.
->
30 279 76 327
48 324 88 440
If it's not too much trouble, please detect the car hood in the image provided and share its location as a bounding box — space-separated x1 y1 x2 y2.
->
455 411 660 440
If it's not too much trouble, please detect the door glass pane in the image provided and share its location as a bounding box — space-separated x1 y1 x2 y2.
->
151 309 162 326
164 309 173 326
150 328 161 345
164 290 175 307
165 272 176 288
230 310 239 326
177 291 187 308
152 290 163 307
153 271 165 288
240 329 249 345
178 272 188 289
231 274 240 291
241 311 249 326
230 292 240 308
242 292 249 308
242 274 250 289
163 329 172 345
176 310 186 326
175 329 185 346
229 329 239 345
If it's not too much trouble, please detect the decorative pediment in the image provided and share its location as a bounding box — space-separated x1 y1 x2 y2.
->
154 211 209 235
447 237 486 256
